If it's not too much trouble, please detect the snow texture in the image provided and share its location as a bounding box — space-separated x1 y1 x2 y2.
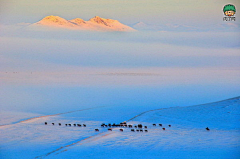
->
0 96 239 159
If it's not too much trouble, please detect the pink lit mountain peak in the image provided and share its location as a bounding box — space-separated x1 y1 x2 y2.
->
33 15 136 32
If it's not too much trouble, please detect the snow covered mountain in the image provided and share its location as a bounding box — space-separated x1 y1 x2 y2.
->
132 21 159 31
33 15 136 32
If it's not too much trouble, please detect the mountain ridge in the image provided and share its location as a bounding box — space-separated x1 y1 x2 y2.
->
33 15 136 32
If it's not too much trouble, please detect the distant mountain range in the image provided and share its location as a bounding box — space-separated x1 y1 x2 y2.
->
32 15 136 32
25 15 240 32
132 21 240 32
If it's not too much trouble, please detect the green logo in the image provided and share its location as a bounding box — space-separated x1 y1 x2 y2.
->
223 4 236 21
223 4 236 16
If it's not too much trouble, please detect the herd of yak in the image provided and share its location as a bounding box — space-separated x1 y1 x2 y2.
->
95 122 171 132
45 122 86 127
44 121 210 132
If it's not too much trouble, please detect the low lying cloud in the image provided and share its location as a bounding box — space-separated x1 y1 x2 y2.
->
1 67 239 86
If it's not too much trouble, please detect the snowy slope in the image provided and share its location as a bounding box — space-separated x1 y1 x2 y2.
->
32 15 136 32
0 97 239 159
